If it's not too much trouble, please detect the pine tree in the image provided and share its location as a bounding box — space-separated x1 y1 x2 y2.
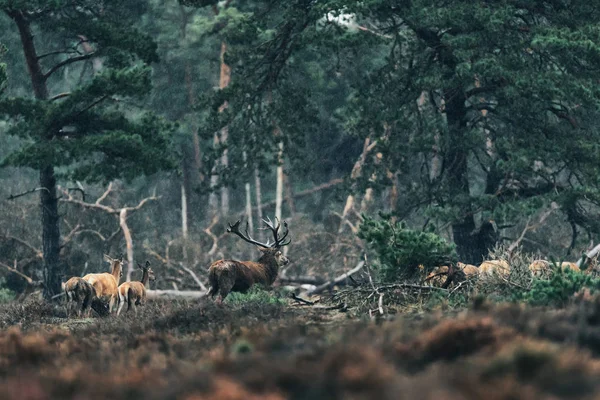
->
0 0 174 299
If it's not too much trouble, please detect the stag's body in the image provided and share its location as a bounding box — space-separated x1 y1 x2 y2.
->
208 249 286 299
208 217 291 301
82 255 123 314
117 261 155 316
64 277 96 317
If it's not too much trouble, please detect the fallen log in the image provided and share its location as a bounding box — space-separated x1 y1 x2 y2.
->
306 261 365 295
146 289 207 300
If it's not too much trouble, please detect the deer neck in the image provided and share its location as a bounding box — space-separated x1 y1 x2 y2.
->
111 263 122 284
141 269 149 286
257 254 280 284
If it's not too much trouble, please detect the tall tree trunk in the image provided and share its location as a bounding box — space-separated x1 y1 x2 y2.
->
219 42 230 216
40 166 61 299
11 11 62 299
254 167 264 241
444 88 489 264
119 209 135 282
275 140 284 222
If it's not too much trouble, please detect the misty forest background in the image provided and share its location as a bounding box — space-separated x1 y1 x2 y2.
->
1 0 600 301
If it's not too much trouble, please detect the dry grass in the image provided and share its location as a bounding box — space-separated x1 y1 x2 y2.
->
2 294 600 399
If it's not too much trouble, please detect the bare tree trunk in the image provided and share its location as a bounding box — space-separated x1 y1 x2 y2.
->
254 167 263 241
284 172 296 216
119 209 135 282
275 140 284 222
243 152 254 234
218 41 231 216
181 183 189 239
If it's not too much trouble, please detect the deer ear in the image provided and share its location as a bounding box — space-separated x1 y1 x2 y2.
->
257 246 269 252
146 260 150 267
137 262 144 270
103 254 112 263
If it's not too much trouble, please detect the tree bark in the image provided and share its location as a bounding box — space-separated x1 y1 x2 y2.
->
40 166 62 299
11 10 63 299
219 41 230 215
254 167 263 241
444 88 493 264
275 140 284 222
119 209 135 282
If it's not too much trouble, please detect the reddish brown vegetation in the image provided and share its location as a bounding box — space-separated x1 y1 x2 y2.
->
2 295 600 399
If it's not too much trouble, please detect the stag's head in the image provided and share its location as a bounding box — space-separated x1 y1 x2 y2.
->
258 246 290 266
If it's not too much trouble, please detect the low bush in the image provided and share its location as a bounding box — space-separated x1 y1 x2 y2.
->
358 214 457 282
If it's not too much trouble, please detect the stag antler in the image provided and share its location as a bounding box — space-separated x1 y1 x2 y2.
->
228 218 291 248
261 217 291 248
227 220 272 248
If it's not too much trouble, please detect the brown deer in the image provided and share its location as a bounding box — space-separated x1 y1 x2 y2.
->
82 254 124 314
117 261 155 316
207 217 291 302
63 277 96 317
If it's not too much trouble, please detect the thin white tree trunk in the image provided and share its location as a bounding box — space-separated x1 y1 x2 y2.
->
254 167 263 240
243 151 254 234
275 141 284 222
181 184 188 239
119 209 134 282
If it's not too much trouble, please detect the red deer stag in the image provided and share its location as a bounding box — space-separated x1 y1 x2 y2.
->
117 261 156 316
82 254 124 314
63 277 96 317
207 217 291 302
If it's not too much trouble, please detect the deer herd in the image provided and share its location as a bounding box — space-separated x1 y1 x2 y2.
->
62 213 587 317
424 258 583 287
63 217 291 318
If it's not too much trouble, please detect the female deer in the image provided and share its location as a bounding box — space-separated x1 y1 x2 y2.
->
82 254 124 314
63 276 96 317
117 261 155 316
207 217 290 303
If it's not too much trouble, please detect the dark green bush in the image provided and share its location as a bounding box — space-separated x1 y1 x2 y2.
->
358 214 457 282
525 267 600 308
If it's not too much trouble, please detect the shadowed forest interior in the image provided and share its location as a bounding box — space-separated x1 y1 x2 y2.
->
2 1 600 399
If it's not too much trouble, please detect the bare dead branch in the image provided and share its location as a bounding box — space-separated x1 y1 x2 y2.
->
95 182 113 205
7 187 50 201
0 234 43 258
50 92 71 101
178 262 208 291
0 259 33 284
291 292 315 305
307 260 365 295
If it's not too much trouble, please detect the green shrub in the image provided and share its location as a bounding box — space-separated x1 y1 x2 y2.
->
525 267 600 307
0 288 15 304
224 285 286 306
358 214 457 282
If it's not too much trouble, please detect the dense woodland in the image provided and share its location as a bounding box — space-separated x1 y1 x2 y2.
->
4 1 600 399
1 0 600 300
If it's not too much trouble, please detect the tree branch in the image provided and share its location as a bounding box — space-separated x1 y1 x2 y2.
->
7 187 50 200
43 53 96 80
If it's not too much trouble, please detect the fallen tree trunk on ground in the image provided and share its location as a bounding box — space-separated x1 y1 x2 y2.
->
306 260 365 295
146 290 207 300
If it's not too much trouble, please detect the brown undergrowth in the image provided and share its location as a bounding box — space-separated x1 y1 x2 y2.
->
3 297 600 399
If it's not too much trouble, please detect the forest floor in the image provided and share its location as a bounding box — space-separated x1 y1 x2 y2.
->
2 294 600 399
